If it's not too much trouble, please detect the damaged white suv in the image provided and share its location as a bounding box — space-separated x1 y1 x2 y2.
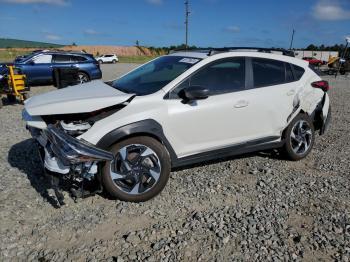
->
23 48 331 203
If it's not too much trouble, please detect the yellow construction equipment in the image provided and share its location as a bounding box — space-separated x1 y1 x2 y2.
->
0 65 30 108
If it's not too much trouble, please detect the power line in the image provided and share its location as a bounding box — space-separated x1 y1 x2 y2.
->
185 0 190 49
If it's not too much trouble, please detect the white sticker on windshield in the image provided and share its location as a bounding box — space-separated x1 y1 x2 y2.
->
179 58 199 64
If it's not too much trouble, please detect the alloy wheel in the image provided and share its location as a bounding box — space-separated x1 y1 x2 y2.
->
290 120 312 155
78 73 89 84
109 144 161 195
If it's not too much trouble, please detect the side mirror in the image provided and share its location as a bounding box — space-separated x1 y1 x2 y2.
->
181 86 209 101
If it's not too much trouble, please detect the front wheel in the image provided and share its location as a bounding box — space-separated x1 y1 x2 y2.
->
282 114 315 161
7 94 16 103
102 136 171 202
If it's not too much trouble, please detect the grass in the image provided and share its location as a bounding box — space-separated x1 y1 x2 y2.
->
0 50 158 64
0 38 64 49
118 55 159 63
0 50 29 62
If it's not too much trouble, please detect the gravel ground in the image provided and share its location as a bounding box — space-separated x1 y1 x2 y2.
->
0 64 349 261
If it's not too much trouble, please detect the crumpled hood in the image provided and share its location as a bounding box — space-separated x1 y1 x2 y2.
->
25 80 134 116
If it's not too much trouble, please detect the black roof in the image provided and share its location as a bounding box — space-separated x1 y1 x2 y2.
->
33 50 91 56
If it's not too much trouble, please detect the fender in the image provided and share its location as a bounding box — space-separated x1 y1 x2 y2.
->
96 119 178 162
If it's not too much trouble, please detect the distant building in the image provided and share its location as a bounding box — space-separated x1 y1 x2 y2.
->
293 50 339 61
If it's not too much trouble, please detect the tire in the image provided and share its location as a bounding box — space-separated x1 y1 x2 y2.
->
282 114 315 161
22 93 30 103
98 60 103 64
7 94 16 103
77 72 90 84
112 59 117 64
102 136 171 202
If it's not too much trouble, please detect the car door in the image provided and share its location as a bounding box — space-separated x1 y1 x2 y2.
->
21 54 53 84
106 55 113 62
164 57 262 157
241 57 298 139
52 54 75 68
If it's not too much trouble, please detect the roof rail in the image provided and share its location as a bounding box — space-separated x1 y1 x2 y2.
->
169 47 295 57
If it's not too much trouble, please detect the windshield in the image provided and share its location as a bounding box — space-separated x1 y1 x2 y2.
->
110 56 201 95
15 53 36 63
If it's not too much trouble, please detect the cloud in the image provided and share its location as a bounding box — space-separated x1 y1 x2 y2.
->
312 0 350 21
84 29 99 35
145 0 163 5
224 26 240 33
45 34 61 40
1 0 68 5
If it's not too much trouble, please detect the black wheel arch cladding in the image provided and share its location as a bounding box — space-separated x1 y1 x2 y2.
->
96 119 178 162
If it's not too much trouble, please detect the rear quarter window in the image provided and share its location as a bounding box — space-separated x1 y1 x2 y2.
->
291 64 305 80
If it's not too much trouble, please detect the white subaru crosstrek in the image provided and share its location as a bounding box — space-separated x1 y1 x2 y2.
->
23 48 331 203
96 54 119 64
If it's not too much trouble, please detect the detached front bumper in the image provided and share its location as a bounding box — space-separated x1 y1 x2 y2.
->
45 124 113 166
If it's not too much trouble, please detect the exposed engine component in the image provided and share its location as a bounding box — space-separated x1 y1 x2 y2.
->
44 147 70 174
60 120 91 136
73 162 99 181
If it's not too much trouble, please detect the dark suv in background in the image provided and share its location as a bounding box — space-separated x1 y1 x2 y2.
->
13 51 102 86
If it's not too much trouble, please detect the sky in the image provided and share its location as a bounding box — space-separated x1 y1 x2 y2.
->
0 0 349 48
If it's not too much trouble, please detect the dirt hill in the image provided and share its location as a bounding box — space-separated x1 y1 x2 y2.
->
61 45 154 56
0 46 161 57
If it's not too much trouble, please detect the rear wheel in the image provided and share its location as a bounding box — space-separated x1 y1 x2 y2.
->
102 136 171 202
112 59 117 64
78 72 90 84
282 114 315 161
98 60 103 64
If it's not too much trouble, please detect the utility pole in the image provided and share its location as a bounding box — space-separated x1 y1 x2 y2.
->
185 0 190 49
289 29 295 50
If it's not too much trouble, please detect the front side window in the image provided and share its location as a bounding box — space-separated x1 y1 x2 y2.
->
110 56 201 95
252 58 286 87
189 58 245 95
170 57 246 98
32 54 52 64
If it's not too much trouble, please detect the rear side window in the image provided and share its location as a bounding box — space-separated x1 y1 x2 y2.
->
53 55 70 63
71 56 87 62
252 58 286 87
291 64 305 80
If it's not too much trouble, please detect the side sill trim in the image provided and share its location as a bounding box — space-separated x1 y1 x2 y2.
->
172 136 283 169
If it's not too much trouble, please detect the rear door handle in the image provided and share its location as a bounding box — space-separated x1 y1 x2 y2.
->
287 90 296 96
234 100 249 108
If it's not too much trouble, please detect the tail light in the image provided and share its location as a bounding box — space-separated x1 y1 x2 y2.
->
311 80 330 92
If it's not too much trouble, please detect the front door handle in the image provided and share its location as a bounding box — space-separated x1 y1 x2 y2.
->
234 100 249 108
287 90 296 96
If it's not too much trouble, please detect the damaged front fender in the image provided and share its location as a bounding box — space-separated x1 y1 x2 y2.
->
45 124 114 166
